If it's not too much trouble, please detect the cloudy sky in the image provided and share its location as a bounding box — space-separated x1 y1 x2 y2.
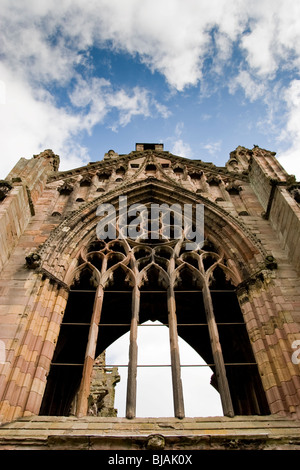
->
1 0 300 180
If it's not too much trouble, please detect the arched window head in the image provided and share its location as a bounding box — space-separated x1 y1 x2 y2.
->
140 264 169 290
71 266 98 290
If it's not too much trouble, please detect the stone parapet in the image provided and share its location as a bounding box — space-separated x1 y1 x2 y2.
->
0 415 299 450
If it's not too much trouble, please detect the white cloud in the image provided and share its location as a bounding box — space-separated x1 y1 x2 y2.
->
106 87 151 127
0 64 89 178
202 141 222 157
171 139 193 158
1 1 300 177
201 114 212 121
240 0 300 78
276 80 300 179
0 81 6 105
69 77 169 132
229 70 266 102
2 1 300 91
0 67 170 178
169 122 193 158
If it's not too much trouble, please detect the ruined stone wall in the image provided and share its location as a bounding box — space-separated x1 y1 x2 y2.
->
269 186 300 275
0 183 31 272
0 145 299 440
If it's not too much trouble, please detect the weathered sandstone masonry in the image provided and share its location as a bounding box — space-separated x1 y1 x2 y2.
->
0 143 299 450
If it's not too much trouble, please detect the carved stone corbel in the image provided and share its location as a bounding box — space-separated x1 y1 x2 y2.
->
25 252 41 269
225 181 242 194
57 182 73 195
79 175 92 187
207 175 222 185
288 185 300 203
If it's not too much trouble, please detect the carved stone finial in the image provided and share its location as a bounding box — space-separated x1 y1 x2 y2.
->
207 175 221 185
265 255 277 270
104 149 119 160
57 182 73 195
79 175 92 187
146 434 165 450
189 171 203 180
289 186 300 203
33 149 60 172
225 181 242 194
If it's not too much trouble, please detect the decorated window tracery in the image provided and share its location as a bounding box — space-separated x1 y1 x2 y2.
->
40 214 269 418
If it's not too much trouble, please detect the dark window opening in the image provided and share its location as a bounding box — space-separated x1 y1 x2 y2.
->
40 239 270 418
174 167 184 174
97 172 111 181
143 144 156 150
116 167 126 175
87 253 103 272
189 172 202 180
96 292 132 356
39 271 96 416
87 239 106 253
145 164 157 172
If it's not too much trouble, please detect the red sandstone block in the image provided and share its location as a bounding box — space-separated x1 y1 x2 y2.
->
25 391 42 415
0 375 7 397
33 366 47 382
281 380 299 399
37 355 52 371
40 340 55 360
251 338 265 352
16 385 30 408
5 381 20 406
269 401 288 416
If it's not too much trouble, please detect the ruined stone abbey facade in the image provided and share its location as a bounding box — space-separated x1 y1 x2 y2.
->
0 143 300 450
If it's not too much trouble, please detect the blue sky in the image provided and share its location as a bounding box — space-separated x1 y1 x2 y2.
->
1 0 300 179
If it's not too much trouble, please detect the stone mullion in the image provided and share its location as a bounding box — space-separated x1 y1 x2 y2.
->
126 285 140 419
76 284 104 417
167 283 185 419
168 253 185 419
202 279 235 417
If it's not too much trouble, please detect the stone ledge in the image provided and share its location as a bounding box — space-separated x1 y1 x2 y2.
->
0 416 300 450
1 433 300 451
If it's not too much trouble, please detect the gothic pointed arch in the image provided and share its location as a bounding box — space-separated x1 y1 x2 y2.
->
35 177 277 418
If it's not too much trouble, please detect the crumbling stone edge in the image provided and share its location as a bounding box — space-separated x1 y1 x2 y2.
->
0 433 300 450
